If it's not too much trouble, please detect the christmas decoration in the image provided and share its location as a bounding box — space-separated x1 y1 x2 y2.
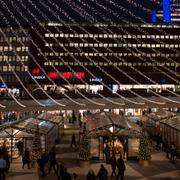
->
79 123 90 161
31 126 42 162
139 128 151 161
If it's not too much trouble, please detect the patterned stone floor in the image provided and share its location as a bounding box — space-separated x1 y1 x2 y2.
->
6 131 180 180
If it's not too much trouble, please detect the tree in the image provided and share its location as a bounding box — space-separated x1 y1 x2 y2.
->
31 127 42 162
79 123 90 161
139 128 151 161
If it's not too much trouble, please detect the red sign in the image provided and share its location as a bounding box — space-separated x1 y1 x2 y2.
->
32 68 40 75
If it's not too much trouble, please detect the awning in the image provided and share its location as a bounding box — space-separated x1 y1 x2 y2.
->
0 112 64 137
36 112 64 125
161 116 180 131
83 112 140 138
145 110 176 122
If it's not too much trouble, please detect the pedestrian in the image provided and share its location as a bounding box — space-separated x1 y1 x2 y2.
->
22 149 31 169
62 168 71 180
48 147 57 175
104 144 110 163
86 169 96 180
110 153 116 177
72 173 78 180
0 154 6 180
116 155 126 180
38 153 48 177
163 140 169 159
16 140 23 156
96 164 108 180
3 151 10 173
71 133 76 148
57 163 65 180
170 142 176 162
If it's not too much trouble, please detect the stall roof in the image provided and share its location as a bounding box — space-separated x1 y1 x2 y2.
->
37 112 63 125
0 113 64 136
0 117 54 135
0 128 33 138
146 110 176 121
83 112 140 138
161 116 180 131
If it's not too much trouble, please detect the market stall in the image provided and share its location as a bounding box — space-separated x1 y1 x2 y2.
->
160 116 180 157
0 113 64 160
143 110 177 137
83 112 141 160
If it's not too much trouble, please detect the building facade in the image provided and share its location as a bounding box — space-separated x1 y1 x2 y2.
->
0 27 29 97
29 23 180 90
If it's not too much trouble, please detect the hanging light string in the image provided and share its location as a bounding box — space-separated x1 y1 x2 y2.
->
6 0 107 106
0 2 66 107
0 74 26 108
13 0 132 106
69 0 180 103
40 0 167 106
103 0 180 78
39 0 165 105
0 13 85 107
58 0 180 104
58 0 179 103
84 0 180 82
5 0 107 107
13 0 107 107
27 0 149 105
44 0 176 105
110 0 180 85
84 0 180 99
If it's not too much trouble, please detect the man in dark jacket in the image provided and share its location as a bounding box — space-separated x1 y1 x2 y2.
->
110 153 116 177
96 164 108 180
116 155 126 180
62 168 71 180
48 147 57 175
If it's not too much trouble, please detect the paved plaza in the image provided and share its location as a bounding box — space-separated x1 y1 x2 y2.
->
6 130 180 180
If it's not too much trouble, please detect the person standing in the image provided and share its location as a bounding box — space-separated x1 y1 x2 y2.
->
38 153 48 177
170 142 176 162
48 147 57 175
0 154 6 180
116 155 126 180
96 164 108 180
110 153 117 177
71 133 76 148
62 168 71 180
104 144 110 163
86 169 96 180
22 149 31 169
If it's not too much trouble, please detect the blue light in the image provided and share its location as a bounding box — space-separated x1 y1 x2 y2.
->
163 0 171 23
151 10 157 23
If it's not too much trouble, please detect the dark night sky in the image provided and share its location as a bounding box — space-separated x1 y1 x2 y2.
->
0 0 159 26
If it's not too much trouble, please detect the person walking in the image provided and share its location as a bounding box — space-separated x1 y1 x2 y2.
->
70 133 76 148
57 164 65 180
116 155 126 180
104 144 110 163
62 168 71 180
86 169 96 180
22 149 31 169
96 164 108 180
170 142 176 162
0 154 6 180
38 153 48 177
48 147 57 175
110 153 117 177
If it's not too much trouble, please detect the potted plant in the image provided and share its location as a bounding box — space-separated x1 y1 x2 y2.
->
138 128 151 166
79 123 91 167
